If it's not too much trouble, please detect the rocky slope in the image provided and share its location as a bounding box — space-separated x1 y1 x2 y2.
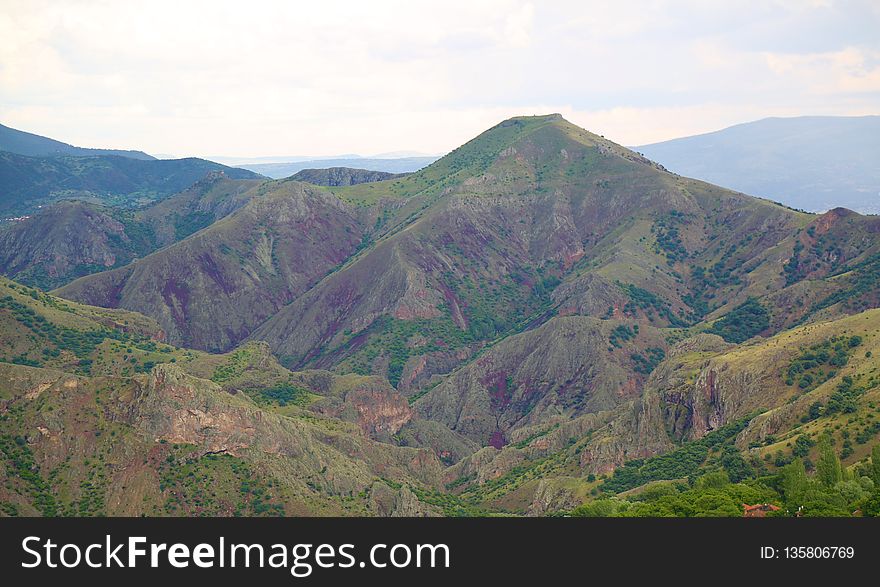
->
0 281 444 516
414 316 668 447
252 115 809 391
56 180 364 351
0 174 266 289
0 201 152 290
291 167 408 186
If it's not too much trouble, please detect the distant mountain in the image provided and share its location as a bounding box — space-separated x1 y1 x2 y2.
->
0 151 263 215
290 167 408 186
241 156 438 179
635 116 880 214
0 122 155 160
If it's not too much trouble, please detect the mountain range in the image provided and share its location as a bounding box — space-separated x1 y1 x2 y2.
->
0 122 155 160
0 122 263 217
636 116 880 214
1 114 879 517
236 157 438 179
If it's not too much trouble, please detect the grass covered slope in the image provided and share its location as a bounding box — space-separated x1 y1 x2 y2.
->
0 279 445 517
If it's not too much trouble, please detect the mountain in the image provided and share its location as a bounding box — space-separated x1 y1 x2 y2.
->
0 122 155 160
56 114 880 402
240 156 438 179
0 173 266 289
635 116 880 214
251 114 805 379
55 179 365 351
0 201 155 290
0 151 263 215
56 114 880 460
291 167 408 186
4 114 880 517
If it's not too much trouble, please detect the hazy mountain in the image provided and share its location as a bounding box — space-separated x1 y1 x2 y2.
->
635 116 880 214
240 156 438 179
0 151 263 215
0 122 155 160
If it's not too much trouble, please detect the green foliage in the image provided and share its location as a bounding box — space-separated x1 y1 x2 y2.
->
0 293 153 375
173 211 215 240
630 347 665 375
618 283 689 327
0 434 57 516
872 445 880 486
571 498 626 517
811 252 880 314
826 376 863 415
337 314 473 387
785 336 860 392
211 347 256 382
707 298 769 343
792 435 815 458
409 486 489 517
256 382 310 407
652 210 690 265
602 417 752 493
158 446 285 517
816 434 842 488
609 323 638 348
577 474 776 517
782 240 806 286
781 460 809 507
720 445 753 483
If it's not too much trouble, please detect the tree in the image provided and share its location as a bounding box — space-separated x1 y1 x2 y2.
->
695 470 730 490
817 433 842 488
792 435 814 458
781 460 808 508
872 444 880 487
720 446 753 483
863 491 880 517
706 298 770 343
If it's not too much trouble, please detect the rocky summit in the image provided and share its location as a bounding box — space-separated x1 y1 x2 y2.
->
2 114 880 517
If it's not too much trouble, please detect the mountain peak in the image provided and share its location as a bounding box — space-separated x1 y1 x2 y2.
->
502 112 565 124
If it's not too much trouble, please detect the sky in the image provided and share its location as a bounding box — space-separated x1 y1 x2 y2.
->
1 0 879 158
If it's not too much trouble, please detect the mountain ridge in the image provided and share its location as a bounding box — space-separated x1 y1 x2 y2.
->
0 122 155 160
3 113 880 517
635 115 880 214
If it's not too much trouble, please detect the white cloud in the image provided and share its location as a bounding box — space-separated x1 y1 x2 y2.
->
0 0 877 156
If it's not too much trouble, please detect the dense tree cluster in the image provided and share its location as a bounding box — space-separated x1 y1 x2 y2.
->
707 298 769 343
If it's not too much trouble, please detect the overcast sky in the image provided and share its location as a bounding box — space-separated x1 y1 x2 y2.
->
1 0 878 158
